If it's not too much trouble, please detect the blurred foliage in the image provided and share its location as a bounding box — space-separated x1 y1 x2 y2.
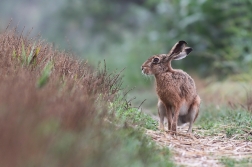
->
1 0 252 87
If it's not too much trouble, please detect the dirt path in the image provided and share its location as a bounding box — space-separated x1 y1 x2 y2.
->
146 125 252 166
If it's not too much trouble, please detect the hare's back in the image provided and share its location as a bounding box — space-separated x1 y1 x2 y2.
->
171 70 197 100
172 70 196 87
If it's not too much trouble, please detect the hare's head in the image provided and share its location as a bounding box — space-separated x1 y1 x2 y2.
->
141 41 192 75
141 54 168 75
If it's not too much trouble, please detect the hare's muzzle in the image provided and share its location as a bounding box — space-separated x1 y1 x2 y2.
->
141 66 149 75
141 66 145 74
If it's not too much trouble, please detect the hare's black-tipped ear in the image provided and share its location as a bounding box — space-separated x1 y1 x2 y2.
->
167 41 187 56
173 47 193 60
185 47 193 54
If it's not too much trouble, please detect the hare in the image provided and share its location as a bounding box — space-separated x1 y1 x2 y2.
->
141 41 200 134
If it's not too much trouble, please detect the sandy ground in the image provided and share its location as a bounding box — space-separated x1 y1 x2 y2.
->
146 124 252 167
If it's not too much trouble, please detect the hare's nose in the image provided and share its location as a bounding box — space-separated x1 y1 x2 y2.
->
141 66 144 70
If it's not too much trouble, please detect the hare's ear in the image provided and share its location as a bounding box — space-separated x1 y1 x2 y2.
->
167 41 187 57
173 47 193 60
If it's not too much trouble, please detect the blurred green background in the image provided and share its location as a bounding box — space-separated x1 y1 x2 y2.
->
1 0 252 109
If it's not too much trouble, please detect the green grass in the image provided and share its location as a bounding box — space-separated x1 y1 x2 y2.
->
196 104 252 140
220 157 252 167
109 96 158 131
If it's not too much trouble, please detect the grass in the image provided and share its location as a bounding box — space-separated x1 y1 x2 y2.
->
0 29 173 167
220 157 252 167
111 99 158 130
196 104 252 140
37 60 53 88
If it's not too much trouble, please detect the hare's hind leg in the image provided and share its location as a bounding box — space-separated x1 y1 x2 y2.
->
158 100 166 131
187 95 201 133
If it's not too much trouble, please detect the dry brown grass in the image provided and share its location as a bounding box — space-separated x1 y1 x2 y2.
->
0 29 122 167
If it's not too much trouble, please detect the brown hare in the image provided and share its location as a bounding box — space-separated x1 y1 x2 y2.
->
141 41 200 134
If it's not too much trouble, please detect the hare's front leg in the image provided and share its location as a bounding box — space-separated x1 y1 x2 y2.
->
164 105 172 131
171 105 180 134
158 100 166 131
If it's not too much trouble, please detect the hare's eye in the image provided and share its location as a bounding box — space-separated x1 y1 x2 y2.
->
153 58 159 63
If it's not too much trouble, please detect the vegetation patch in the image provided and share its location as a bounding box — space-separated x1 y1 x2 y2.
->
220 157 252 167
0 29 172 167
196 105 252 141
111 100 158 130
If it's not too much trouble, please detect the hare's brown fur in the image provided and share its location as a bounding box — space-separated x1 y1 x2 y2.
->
141 41 200 134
